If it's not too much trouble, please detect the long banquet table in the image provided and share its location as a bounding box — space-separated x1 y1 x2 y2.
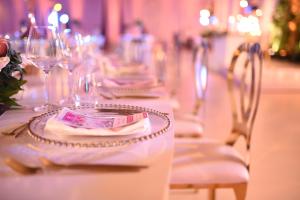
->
0 79 175 200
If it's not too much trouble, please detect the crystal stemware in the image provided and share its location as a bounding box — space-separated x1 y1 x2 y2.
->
26 25 63 111
59 32 84 105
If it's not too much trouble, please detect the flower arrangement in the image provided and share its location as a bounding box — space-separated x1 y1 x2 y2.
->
0 38 26 107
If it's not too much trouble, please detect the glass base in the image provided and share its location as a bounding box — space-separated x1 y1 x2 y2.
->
33 103 60 112
58 97 76 107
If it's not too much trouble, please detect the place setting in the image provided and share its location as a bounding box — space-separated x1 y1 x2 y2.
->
99 75 167 99
0 25 173 177
0 103 171 174
97 49 168 99
0 3 179 197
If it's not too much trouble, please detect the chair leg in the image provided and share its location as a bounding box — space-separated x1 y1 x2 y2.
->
233 183 247 200
208 188 216 200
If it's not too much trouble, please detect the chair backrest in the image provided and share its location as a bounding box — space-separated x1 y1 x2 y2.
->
226 43 263 155
129 38 145 63
192 39 209 115
153 41 167 85
121 37 145 64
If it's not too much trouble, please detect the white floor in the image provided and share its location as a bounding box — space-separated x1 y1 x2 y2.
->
168 55 300 200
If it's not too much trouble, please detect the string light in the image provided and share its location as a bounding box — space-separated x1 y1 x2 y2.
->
199 17 210 26
236 15 261 36
288 21 297 32
255 9 263 17
200 9 210 18
199 9 210 26
4 34 10 40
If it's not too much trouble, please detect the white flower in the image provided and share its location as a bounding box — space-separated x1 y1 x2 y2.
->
0 56 10 70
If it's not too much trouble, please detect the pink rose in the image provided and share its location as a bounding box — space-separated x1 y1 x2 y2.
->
0 38 9 57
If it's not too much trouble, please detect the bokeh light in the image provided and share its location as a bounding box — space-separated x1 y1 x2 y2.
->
54 3 62 12
60 14 69 24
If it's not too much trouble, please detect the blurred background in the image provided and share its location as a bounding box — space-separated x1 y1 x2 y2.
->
1 1 300 199
1 0 299 63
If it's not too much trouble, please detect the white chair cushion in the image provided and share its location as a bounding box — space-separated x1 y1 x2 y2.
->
174 119 204 137
170 98 180 110
171 139 249 185
175 113 201 123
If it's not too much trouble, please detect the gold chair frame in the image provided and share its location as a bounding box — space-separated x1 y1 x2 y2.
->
225 43 263 157
193 39 209 115
170 42 263 200
175 39 209 138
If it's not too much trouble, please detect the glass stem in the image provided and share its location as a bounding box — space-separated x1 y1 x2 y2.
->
68 70 73 100
44 72 50 105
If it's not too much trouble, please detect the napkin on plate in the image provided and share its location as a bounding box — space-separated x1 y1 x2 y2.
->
102 75 158 89
102 56 146 76
45 108 151 137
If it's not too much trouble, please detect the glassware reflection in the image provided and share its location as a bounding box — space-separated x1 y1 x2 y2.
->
74 72 101 106
59 32 84 105
26 25 63 111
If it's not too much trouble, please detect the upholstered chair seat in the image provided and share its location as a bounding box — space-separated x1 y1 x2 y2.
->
171 139 249 186
174 113 204 138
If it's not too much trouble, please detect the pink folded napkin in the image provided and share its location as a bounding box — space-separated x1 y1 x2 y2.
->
45 108 151 137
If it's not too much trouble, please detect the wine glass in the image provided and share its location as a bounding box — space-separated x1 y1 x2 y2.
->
59 32 84 105
26 25 63 111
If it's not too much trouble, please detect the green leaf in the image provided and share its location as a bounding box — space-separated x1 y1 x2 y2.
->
10 51 22 64
0 40 26 107
0 96 19 107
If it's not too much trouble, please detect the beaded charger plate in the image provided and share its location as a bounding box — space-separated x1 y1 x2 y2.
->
27 104 171 148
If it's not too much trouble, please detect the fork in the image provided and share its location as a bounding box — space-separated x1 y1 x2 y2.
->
4 157 41 175
1 123 29 138
39 157 146 172
4 157 145 175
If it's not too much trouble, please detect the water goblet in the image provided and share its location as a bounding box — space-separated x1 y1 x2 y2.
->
59 32 84 105
26 25 63 111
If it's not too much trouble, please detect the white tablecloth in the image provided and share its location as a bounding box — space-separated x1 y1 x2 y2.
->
0 98 174 200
